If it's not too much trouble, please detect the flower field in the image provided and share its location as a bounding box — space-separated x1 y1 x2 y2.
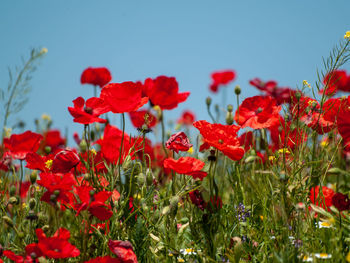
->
1 32 350 262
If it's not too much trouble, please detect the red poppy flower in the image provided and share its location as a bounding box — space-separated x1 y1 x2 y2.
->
129 110 157 129
35 228 80 259
143 76 190 110
81 67 112 88
96 124 133 164
209 70 235 93
235 96 281 129
85 256 121 263
238 131 254 151
3 131 43 160
193 120 244 161
300 97 349 134
68 97 110 124
51 149 80 173
189 190 207 211
163 157 207 180
37 173 75 207
108 240 138 263
75 150 107 174
100 82 148 114
74 185 113 221
310 186 334 211
42 130 66 151
269 119 307 150
338 100 350 148
332 192 350 211
320 70 350 96
165 132 192 153
249 78 294 104
290 94 318 120
177 110 196 125
3 250 34 263
26 152 54 172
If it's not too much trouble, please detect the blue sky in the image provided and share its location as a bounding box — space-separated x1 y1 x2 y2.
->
1 1 349 143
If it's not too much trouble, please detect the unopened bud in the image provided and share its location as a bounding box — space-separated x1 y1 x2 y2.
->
8 196 19 205
327 167 342 175
295 91 301 100
227 104 233 113
44 146 51 154
234 85 241 95
79 139 87 152
206 97 212 106
29 198 36 209
226 112 234 125
30 172 37 184
2 216 14 227
137 173 145 185
161 206 171 215
170 196 180 207
9 185 16 196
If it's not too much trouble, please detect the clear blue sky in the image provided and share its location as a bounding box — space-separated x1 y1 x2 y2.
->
1 1 349 143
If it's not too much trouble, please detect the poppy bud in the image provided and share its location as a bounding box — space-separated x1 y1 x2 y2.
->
90 130 95 141
146 170 153 186
30 171 37 184
227 104 233 113
170 196 180 208
29 198 36 209
80 139 87 152
2 216 14 227
295 91 301 100
26 210 38 221
42 225 50 232
18 232 25 239
214 104 219 112
44 146 51 154
327 167 342 175
9 185 16 196
161 206 171 215
122 155 132 170
137 173 145 184
8 196 19 205
234 85 241 95
206 97 212 106
226 112 234 125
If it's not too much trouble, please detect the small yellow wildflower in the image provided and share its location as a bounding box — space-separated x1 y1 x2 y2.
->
4 127 12 138
268 156 275 161
303 80 311 89
45 159 53 170
260 215 264 221
320 139 329 148
187 147 194 154
278 148 290 155
91 148 97 156
315 253 331 259
133 193 141 200
41 113 51 121
344 31 350 40
178 258 185 262
40 47 48 54
346 251 350 262
22 203 27 209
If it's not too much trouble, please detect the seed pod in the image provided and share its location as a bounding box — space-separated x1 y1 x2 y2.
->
234 85 241 95
2 216 14 227
206 97 212 106
9 185 16 196
30 172 37 184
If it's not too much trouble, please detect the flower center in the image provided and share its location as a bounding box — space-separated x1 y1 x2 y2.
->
256 107 263 114
84 106 93 114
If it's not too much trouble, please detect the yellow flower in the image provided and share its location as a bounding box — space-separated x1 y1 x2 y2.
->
178 259 185 262
278 148 290 155
45 159 53 169
40 47 48 54
303 80 311 88
344 31 350 40
346 251 350 262
268 156 275 161
91 148 97 156
41 113 51 121
260 215 264 221
187 147 194 154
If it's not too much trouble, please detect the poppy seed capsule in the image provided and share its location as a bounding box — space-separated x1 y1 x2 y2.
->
226 112 234 125
44 146 51 154
234 85 241 95
227 104 233 112
8 196 19 205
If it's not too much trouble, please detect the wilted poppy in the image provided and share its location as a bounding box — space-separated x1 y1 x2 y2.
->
332 192 350 211
100 82 148 113
165 132 192 153
81 67 112 88
193 120 244 161
143 76 190 110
